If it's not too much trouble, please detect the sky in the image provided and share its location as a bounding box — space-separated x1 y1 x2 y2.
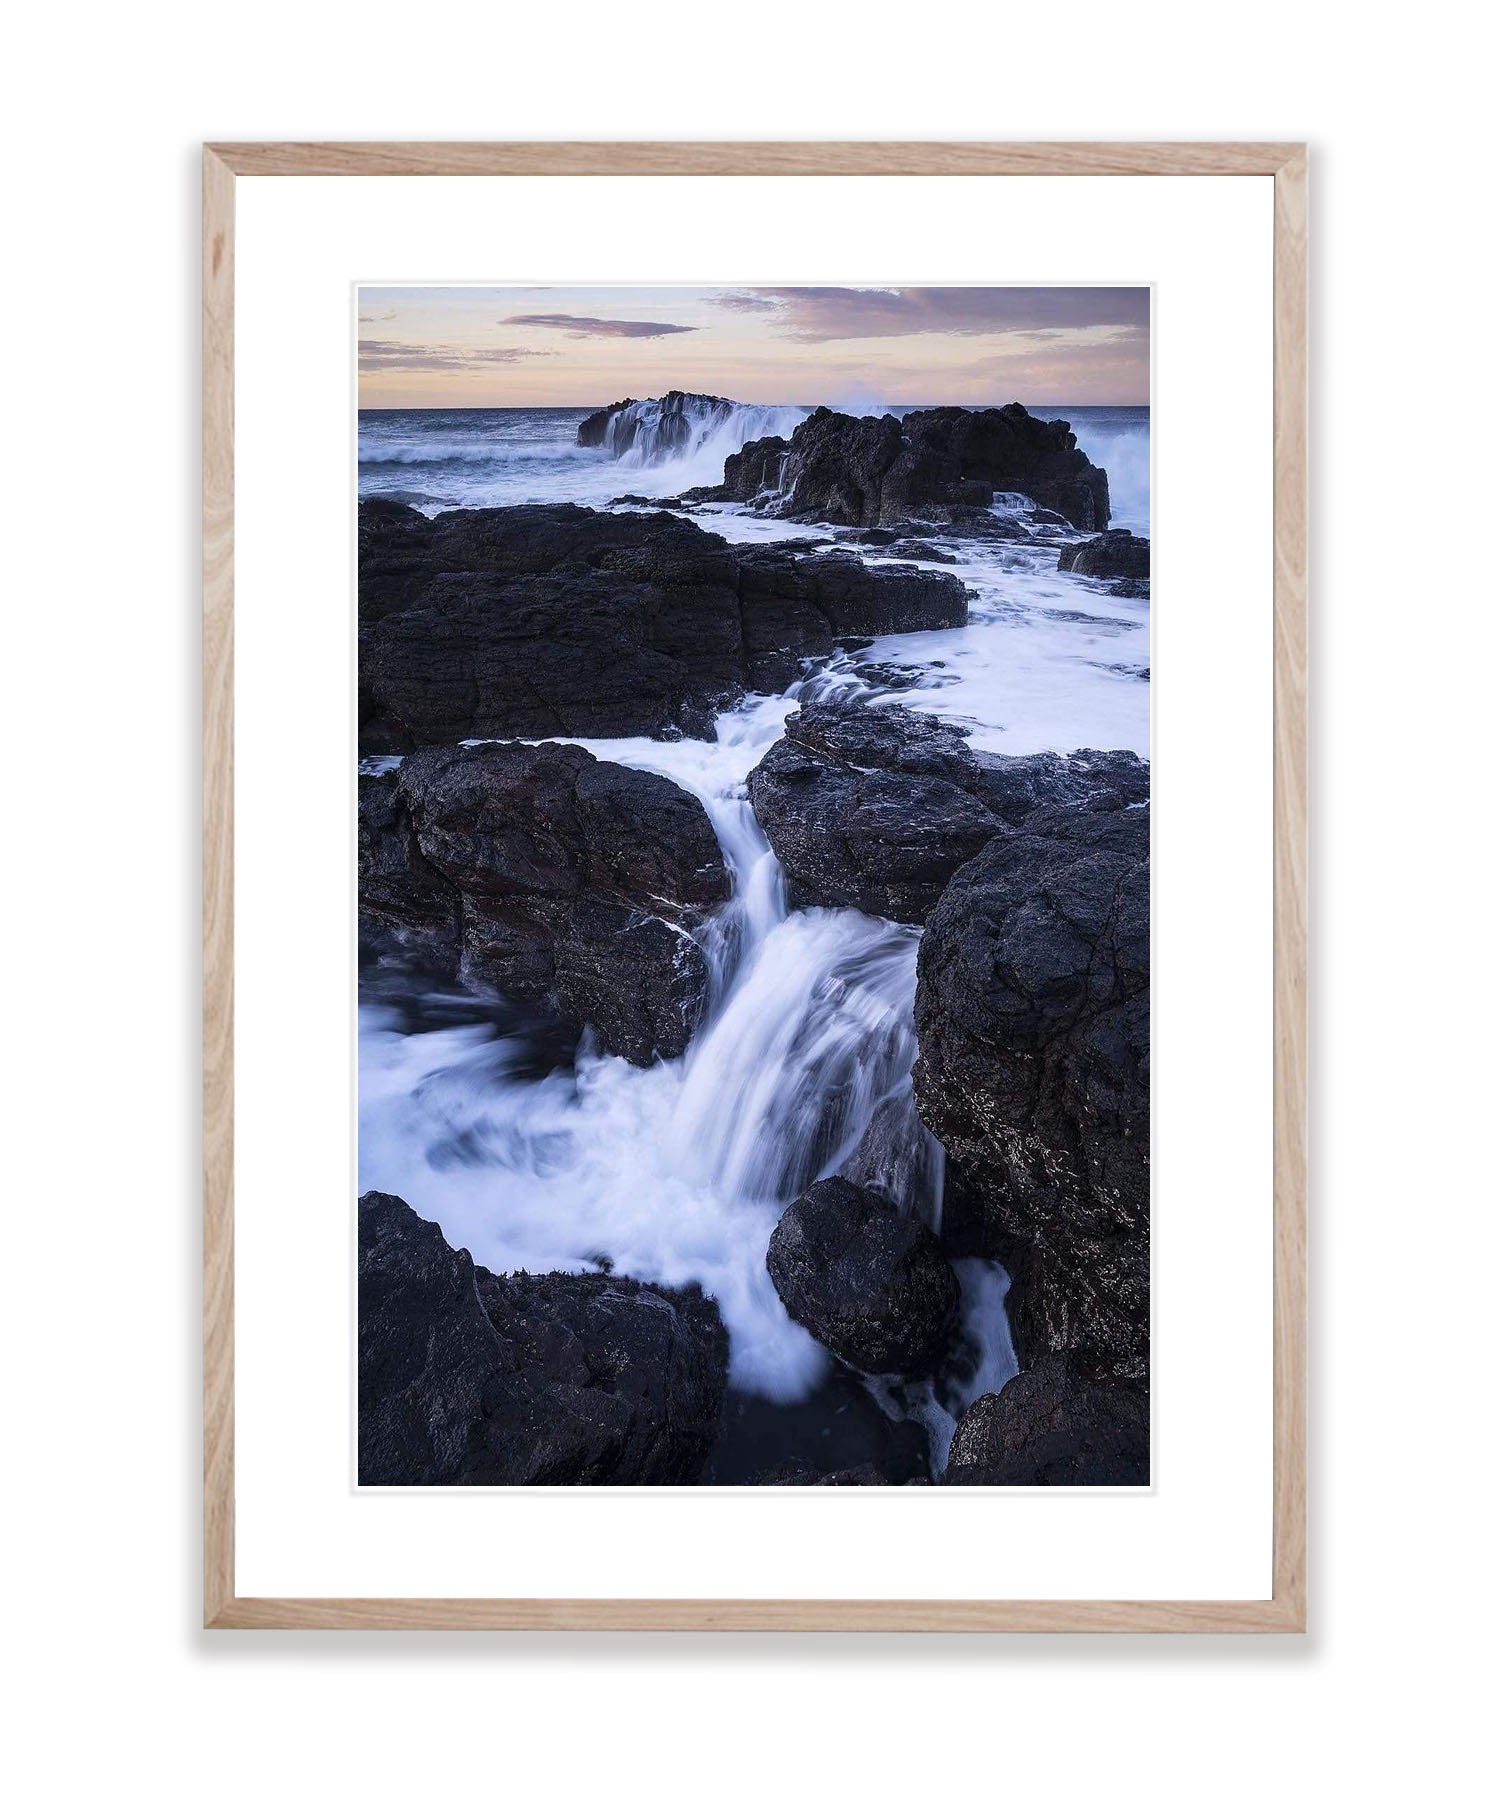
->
357 286 1150 409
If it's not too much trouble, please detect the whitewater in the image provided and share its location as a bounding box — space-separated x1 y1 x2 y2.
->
357 398 1150 1474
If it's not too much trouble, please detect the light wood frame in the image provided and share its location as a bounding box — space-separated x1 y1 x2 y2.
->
203 140 1307 1632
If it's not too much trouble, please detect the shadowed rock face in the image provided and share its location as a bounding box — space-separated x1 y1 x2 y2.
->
1058 529 1151 580
720 404 1111 531
358 501 968 748
747 700 1149 925
914 804 1150 1384
943 1355 1149 1486
358 1191 729 1485
766 1177 959 1377
358 740 729 1064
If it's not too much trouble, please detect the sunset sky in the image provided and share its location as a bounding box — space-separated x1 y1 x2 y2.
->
357 286 1150 409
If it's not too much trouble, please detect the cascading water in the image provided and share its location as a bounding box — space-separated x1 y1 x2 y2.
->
358 685 964 1419
598 393 810 490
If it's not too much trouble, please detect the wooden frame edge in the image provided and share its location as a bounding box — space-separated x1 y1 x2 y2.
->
1270 144 1309 1635
206 140 1301 178
203 145 236 1628
206 1595 1306 1632
202 141 1308 1634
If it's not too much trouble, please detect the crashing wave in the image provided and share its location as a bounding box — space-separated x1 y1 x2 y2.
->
578 391 809 480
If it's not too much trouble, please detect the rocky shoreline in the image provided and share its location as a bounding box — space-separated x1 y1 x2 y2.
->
358 396 1151 1485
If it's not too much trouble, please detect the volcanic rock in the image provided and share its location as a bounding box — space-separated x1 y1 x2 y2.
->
359 742 729 1064
747 699 1149 923
766 1176 959 1376
943 1356 1149 1486
914 804 1150 1381
359 501 970 746
1058 529 1151 580
359 1190 729 1485
751 404 1110 531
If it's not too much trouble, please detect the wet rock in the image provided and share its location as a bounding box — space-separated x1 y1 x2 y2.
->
1058 529 1151 580
360 741 729 1064
721 433 790 501
359 1191 729 1485
881 540 959 564
914 805 1150 1382
943 1356 1149 1486
754 1462 895 1485
360 501 970 745
755 404 1110 531
358 768 462 973
747 699 1149 924
735 546 967 690
839 1091 946 1219
766 1176 959 1376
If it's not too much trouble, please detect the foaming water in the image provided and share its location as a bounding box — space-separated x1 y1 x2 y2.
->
358 403 1150 530
359 689 943 1401
598 394 810 492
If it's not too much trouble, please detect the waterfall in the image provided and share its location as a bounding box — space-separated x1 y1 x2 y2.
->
357 688 952 1409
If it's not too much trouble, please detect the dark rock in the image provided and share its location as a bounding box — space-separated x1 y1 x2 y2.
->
759 403 1110 531
747 699 1149 923
359 1190 728 1485
360 741 729 1064
943 1356 1149 1486
766 1177 959 1376
975 745 1151 826
359 501 970 745
914 805 1150 1382
735 547 967 689
721 433 790 501
358 769 462 973
880 540 959 564
754 1462 894 1485
1058 529 1151 580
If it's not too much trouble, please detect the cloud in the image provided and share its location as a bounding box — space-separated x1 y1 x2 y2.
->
727 287 1150 342
503 312 699 340
708 291 780 313
358 339 558 373
358 309 397 323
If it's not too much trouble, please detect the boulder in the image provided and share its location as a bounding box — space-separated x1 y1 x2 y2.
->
359 501 970 746
721 433 789 501
881 540 959 564
914 805 1150 1382
943 1356 1149 1486
359 1190 729 1485
1058 529 1151 580
746 700 1149 923
360 741 729 1064
749 403 1110 531
766 1176 959 1376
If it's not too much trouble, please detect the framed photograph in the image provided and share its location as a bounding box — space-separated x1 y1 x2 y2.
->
204 141 1306 1630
